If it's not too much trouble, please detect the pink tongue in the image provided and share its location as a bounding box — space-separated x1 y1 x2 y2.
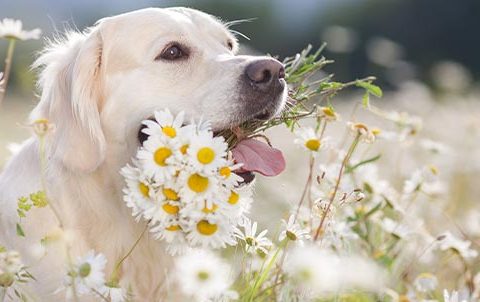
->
232 138 286 177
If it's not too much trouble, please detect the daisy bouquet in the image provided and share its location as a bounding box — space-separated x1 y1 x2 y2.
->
121 110 259 255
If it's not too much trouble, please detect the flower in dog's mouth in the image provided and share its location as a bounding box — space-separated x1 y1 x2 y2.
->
122 109 284 254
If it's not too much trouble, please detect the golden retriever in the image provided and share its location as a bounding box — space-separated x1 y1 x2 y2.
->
0 7 286 300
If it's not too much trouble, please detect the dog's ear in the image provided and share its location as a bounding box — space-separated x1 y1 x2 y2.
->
32 26 106 173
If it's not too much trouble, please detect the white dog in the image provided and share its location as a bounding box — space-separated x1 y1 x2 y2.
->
0 7 286 301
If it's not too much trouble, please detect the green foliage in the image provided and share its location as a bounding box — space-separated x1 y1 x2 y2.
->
16 190 49 237
16 223 25 237
355 80 383 108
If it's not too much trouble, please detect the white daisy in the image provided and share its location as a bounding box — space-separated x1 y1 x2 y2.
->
142 185 182 224
64 250 106 298
187 130 227 174
121 164 156 219
294 127 326 153
141 109 185 140
0 18 41 40
234 218 272 255
137 136 179 182
222 187 253 220
413 273 438 293
178 169 219 203
101 283 127 302
174 249 233 301
151 218 184 243
279 215 311 244
437 231 478 259
444 289 469 302
186 216 236 249
216 160 244 189
347 122 375 144
0 250 23 287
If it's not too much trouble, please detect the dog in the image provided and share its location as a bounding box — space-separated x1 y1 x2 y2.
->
0 7 286 300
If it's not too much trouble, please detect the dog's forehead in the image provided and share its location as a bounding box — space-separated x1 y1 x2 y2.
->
102 7 233 43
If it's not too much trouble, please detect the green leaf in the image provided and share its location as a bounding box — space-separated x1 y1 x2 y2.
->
16 223 25 237
364 202 384 218
346 154 382 173
0 245 6 253
356 80 383 97
362 91 370 108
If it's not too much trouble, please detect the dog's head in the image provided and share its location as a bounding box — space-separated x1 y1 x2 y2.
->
32 7 287 173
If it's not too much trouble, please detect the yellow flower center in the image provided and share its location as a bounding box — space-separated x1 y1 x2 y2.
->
196 220 218 235
228 191 239 205
321 107 336 117
162 203 180 215
197 271 209 281
305 139 320 151
162 126 177 138
202 203 218 214
166 225 181 231
154 147 172 166
197 147 215 164
187 174 209 193
371 128 382 136
163 188 179 201
138 182 149 197
219 166 231 178
180 144 189 154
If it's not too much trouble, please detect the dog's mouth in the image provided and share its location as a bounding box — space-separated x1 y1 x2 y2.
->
137 106 286 186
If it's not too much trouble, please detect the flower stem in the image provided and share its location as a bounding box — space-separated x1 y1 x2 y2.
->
0 38 16 107
313 134 361 240
294 155 314 221
111 222 149 282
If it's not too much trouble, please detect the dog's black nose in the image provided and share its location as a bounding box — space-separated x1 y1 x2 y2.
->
245 58 285 91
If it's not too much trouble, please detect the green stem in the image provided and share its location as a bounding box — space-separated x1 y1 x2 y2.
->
0 38 16 107
248 240 287 302
111 222 149 282
314 134 361 240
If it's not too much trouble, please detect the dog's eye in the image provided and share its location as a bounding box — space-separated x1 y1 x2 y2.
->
227 40 234 50
157 44 187 61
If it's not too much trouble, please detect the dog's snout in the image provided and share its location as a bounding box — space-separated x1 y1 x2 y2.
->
245 59 285 90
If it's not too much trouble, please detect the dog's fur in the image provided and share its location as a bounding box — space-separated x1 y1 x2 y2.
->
0 7 286 300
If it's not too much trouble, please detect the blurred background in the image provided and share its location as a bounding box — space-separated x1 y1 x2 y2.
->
1 0 479 217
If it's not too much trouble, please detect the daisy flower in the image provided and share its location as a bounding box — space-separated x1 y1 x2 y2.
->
186 216 236 249
347 122 375 144
187 130 228 174
437 231 478 259
279 215 311 244
178 169 219 203
444 289 469 302
294 127 325 153
234 218 272 255
413 273 438 293
151 217 184 243
319 106 340 121
174 249 233 301
222 187 253 219
64 250 107 298
101 283 127 302
0 250 24 287
141 109 185 140
217 160 244 189
0 18 41 40
137 136 179 182
121 164 155 219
